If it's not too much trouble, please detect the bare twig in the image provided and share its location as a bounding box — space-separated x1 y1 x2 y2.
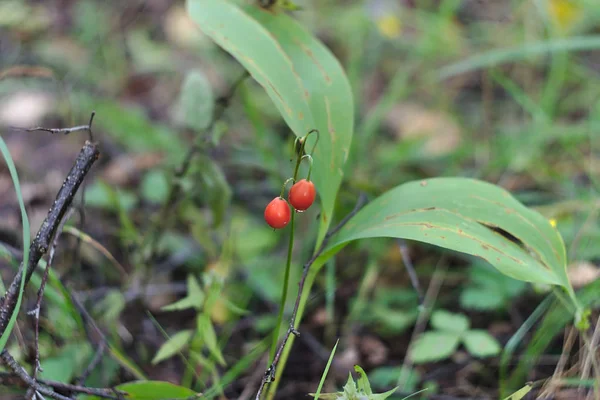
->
11 112 96 141
397 258 447 389
0 140 99 336
144 72 249 263
0 119 98 399
38 376 124 399
397 239 424 305
75 341 106 386
0 371 124 399
29 209 74 383
0 351 73 400
69 291 110 384
255 193 368 400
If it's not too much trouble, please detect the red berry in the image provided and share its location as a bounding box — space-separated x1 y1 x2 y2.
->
288 179 316 211
264 197 291 229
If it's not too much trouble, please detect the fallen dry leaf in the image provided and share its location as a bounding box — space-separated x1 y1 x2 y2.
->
385 102 462 156
567 261 600 289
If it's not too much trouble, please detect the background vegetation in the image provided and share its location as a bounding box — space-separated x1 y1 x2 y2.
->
0 0 599 399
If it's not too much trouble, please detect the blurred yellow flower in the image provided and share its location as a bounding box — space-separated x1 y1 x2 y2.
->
549 0 582 32
376 14 401 39
549 218 557 227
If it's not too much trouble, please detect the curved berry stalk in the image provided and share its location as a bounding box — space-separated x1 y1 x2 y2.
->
267 129 318 362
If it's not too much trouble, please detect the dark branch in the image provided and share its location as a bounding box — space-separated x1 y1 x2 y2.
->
0 351 73 400
397 239 424 305
255 193 368 399
11 112 96 141
0 140 99 336
0 370 124 399
29 210 73 384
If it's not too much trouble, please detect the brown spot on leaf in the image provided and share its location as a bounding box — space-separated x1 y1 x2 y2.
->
296 40 332 84
420 180 428 186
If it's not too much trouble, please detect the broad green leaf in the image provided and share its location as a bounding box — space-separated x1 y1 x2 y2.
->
462 330 501 358
151 329 193 365
0 136 29 354
243 5 354 242
174 69 214 131
114 381 199 399
323 178 576 306
409 331 461 364
431 310 470 333
187 0 353 242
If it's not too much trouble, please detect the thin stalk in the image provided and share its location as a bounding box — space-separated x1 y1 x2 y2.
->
269 138 306 361
270 214 295 361
259 194 368 400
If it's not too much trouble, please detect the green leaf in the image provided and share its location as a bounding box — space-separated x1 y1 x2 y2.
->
312 339 339 400
502 385 532 400
460 287 505 311
188 155 232 227
161 275 204 311
40 342 92 382
462 330 501 358
86 181 137 212
439 36 600 80
141 170 169 204
73 94 185 160
243 5 354 243
430 310 470 333
196 314 226 366
174 69 214 131
409 331 461 364
0 136 29 354
114 381 199 399
94 290 126 324
187 0 354 242
323 178 576 304
355 365 373 395
151 329 193 365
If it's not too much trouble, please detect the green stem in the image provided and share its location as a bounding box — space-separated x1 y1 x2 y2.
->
269 213 295 361
268 136 306 362
265 261 321 400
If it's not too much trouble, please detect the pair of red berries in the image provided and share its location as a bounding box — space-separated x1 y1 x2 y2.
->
264 179 316 229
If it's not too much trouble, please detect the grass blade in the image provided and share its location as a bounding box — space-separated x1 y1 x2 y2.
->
0 136 30 353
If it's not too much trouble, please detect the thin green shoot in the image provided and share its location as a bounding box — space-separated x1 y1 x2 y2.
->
312 339 339 399
0 136 30 353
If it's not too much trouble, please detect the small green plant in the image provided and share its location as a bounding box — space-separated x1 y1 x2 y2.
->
409 310 500 364
460 262 527 311
312 365 399 400
152 273 229 372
